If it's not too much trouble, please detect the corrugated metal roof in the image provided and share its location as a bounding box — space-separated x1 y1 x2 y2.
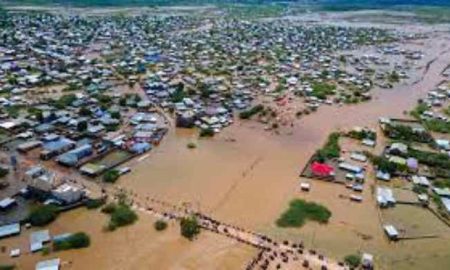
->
0 223 20 238
36 258 60 270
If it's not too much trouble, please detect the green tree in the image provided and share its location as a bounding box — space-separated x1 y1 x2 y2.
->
180 216 200 240
103 169 120 183
344 254 361 268
111 111 121 119
154 220 168 231
53 232 90 251
77 121 88 132
28 205 59 226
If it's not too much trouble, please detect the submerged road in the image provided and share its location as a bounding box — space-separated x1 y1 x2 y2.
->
126 195 348 270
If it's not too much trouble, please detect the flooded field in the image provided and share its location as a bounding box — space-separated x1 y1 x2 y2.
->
0 208 256 270
2 7 450 270
109 28 450 269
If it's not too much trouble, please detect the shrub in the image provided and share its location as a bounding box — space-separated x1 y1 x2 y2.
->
101 203 117 214
103 203 138 231
0 167 8 178
0 265 15 270
53 232 91 251
28 205 59 226
41 247 50 256
154 220 168 231
412 185 428 194
187 142 197 149
344 254 361 268
276 199 331 228
180 216 200 240
311 82 336 100
103 169 120 183
315 132 341 161
54 94 77 109
85 198 106 209
369 155 400 174
383 124 432 143
199 128 214 137
239 104 264 119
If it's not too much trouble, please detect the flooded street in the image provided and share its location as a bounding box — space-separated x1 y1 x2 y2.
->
103 31 450 269
2 8 450 270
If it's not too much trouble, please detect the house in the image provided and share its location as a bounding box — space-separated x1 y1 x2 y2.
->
406 158 419 172
338 162 363 174
389 142 408 155
388 156 406 166
310 162 335 178
432 187 450 198
36 258 60 270
57 144 93 167
130 142 151 154
383 224 399 240
412 175 430 187
17 140 42 153
362 139 376 147
51 183 84 204
40 137 76 160
0 223 20 239
27 167 57 193
441 198 450 214
30 230 51 252
79 163 106 177
376 170 391 181
350 152 367 162
435 139 450 150
300 182 311 191
377 186 396 207
0 197 17 211
362 253 374 269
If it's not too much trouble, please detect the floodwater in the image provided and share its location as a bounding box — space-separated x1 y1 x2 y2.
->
3 19 450 270
0 209 255 270
114 32 450 269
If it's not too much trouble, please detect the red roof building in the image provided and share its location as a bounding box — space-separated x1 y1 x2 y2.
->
311 162 335 178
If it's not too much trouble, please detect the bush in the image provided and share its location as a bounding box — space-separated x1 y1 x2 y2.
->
101 203 117 214
0 265 15 270
344 254 361 268
85 198 106 209
103 203 138 231
0 167 8 178
199 128 214 137
276 199 331 228
311 82 336 100
180 216 200 240
239 104 264 119
423 119 450 134
28 205 59 226
370 155 401 174
53 232 90 251
412 185 428 194
383 124 432 144
315 132 341 161
346 129 376 141
41 247 50 256
187 142 197 149
103 169 120 183
154 220 168 231
54 94 77 109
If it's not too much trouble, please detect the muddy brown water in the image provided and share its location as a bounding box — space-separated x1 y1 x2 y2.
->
2 30 450 270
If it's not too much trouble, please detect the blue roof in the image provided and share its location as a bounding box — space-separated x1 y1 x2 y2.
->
43 138 75 152
131 142 151 154
58 144 92 165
